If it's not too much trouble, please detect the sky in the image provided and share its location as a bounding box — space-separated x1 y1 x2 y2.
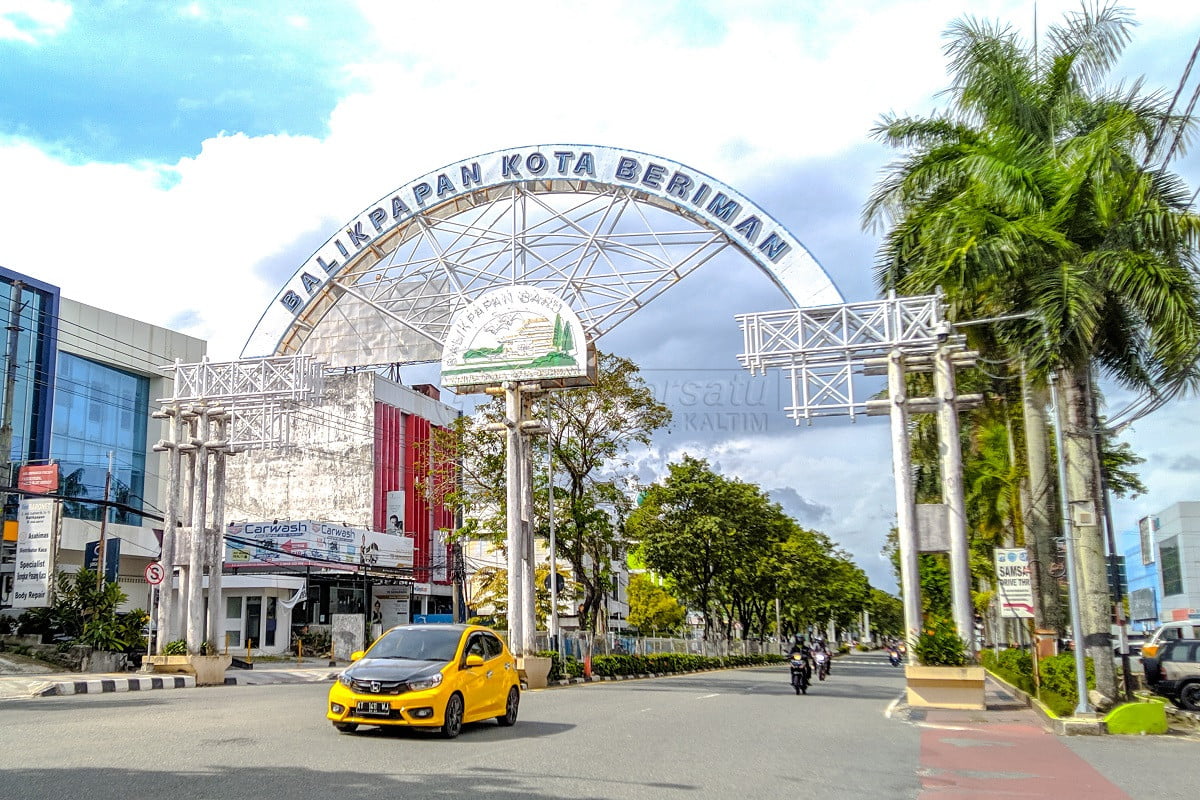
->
1 0 1199 591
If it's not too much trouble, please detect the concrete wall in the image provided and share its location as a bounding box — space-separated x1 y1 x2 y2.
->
1154 501 1200 622
223 372 376 526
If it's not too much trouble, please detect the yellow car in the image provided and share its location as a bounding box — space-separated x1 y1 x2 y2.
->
327 623 521 738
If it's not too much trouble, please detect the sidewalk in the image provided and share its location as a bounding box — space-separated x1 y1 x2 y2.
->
0 656 340 700
890 677 1136 799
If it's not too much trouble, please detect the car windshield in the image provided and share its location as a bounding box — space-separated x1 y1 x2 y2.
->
366 628 462 662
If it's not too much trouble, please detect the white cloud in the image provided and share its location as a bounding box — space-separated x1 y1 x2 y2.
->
0 0 1196 571
0 0 72 43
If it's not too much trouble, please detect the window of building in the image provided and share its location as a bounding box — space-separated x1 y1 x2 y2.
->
51 353 149 523
1160 538 1183 597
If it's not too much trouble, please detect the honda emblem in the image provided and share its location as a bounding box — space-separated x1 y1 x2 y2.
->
371 681 381 693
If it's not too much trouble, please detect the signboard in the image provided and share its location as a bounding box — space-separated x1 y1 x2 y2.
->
430 528 449 583
84 537 121 584
225 520 414 571
245 144 842 365
1139 515 1158 566
372 591 411 628
385 490 405 533
18 464 58 494
13 497 58 608
441 286 589 389
144 562 166 586
1129 587 1157 622
916 503 949 552
994 548 1034 619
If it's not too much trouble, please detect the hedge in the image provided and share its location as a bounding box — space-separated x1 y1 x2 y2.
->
981 648 1094 716
537 650 784 680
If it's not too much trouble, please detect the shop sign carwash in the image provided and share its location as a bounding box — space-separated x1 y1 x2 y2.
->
12 498 58 608
994 548 1034 619
225 520 414 571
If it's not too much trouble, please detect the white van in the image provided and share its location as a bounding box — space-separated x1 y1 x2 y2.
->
1142 621 1200 659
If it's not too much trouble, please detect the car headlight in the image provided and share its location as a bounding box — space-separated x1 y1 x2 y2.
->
338 672 353 687
407 673 443 691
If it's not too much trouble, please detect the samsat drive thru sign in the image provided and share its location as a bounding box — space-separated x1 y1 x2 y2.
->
994 548 1034 619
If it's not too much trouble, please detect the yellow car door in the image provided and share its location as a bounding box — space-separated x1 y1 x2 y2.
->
482 632 512 715
456 632 492 722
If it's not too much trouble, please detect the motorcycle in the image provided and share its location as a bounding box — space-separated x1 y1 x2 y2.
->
887 648 901 667
814 650 830 681
789 652 811 695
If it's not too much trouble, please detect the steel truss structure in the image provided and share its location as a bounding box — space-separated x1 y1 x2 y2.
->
278 184 738 366
737 294 950 422
737 292 977 656
159 355 325 448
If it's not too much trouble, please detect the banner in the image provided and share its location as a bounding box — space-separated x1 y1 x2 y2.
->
385 491 405 533
13 498 58 608
225 520 414 570
994 548 1034 619
84 537 121 584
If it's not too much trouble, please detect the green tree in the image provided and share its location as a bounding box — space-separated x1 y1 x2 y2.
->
629 456 873 641
863 2 1200 699
626 574 685 636
452 352 670 634
868 588 904 639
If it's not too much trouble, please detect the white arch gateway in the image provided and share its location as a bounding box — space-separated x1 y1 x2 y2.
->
243 144 843 367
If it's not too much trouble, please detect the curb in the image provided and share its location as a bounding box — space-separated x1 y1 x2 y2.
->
984 668 1107 736
48 674 196 696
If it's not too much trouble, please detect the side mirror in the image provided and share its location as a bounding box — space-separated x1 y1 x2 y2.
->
350 650 364 662
464 654 485 668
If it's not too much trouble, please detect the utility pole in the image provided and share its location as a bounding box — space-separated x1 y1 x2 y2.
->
95 450 114 591
547 402 559 651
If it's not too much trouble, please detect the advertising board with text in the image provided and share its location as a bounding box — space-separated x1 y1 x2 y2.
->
994 547 1034 619
225 520 413 571
13 498 58 608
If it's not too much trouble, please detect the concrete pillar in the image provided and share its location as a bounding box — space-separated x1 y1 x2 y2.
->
889 349 922 660
935 342 974 653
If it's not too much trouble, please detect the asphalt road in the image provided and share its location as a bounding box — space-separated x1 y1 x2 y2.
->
2 653 1193 799
0 654 917 800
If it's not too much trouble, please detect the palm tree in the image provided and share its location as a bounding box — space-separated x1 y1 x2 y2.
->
863 2 1200 699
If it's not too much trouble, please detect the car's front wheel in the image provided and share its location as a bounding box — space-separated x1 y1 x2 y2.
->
440 693 464 739
497 686 519 726
333 722 358 734
1179 681 1200 712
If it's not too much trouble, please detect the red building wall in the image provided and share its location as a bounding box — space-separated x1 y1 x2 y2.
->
374 401 454 586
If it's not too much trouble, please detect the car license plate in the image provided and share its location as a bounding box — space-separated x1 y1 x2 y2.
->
355 701 391 716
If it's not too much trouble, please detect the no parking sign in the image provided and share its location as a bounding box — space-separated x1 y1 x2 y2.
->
144 562 165 585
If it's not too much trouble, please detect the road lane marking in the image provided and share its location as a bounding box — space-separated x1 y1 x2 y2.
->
697 693 719 699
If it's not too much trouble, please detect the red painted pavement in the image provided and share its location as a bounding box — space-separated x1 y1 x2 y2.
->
918 708 1129 799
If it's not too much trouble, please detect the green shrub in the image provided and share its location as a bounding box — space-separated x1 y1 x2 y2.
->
913 617 967 666
162 639 188 655
1038 653 1094 706
857 643 870 652
1038 688 1075 718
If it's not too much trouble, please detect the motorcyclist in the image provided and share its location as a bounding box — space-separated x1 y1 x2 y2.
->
787 634 813 683
811 637 831 676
